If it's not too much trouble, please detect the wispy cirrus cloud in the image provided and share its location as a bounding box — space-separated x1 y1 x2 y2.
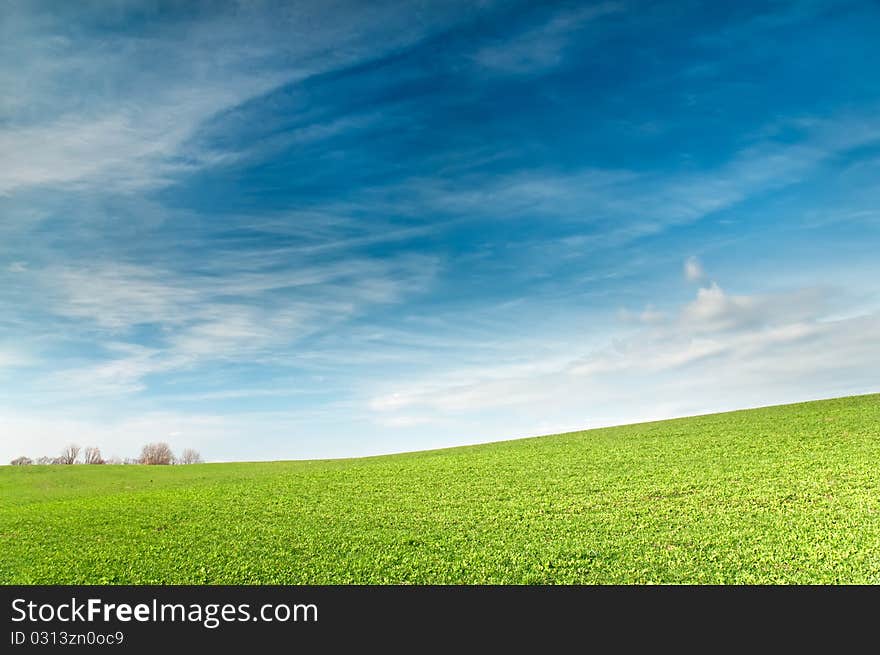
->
0 0 484 195
473 2 624 74
331 109 880 251
29 252 439 396
44 255 437 330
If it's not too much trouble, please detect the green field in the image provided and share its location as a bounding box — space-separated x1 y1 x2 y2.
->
2 394 879 584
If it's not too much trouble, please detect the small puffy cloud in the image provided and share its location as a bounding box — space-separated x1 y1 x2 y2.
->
8 262 27 273
679 282 831 334
681 282 757 330
684 256 705 281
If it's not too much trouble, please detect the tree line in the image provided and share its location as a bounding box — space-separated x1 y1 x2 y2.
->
9 442 203 466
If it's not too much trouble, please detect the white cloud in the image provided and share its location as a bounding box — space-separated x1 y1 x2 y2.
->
32 253 439 397
0 1 482 196
367 281 879 430
684 256 705 281
45 343 165 396
45 254 437 329
679 283 830 333
0 348 30 368
619 306 666 324
0 70 285 195
354 111 880 257
681 282 757 330
49 264 198 329
473 2 624 74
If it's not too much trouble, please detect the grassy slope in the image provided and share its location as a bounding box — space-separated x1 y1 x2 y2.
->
1 394 879 584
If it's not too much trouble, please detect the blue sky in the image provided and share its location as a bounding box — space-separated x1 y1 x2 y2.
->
2 0 879 463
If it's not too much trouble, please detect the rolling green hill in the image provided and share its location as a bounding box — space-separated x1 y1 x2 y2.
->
2 394 879 584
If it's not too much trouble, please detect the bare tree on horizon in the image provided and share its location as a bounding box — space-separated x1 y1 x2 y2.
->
140 442 174 465
178 448 203 465
58 444 81 465
83 446 105 465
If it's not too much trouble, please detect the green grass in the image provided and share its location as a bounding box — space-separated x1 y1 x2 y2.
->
2 394 879 584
